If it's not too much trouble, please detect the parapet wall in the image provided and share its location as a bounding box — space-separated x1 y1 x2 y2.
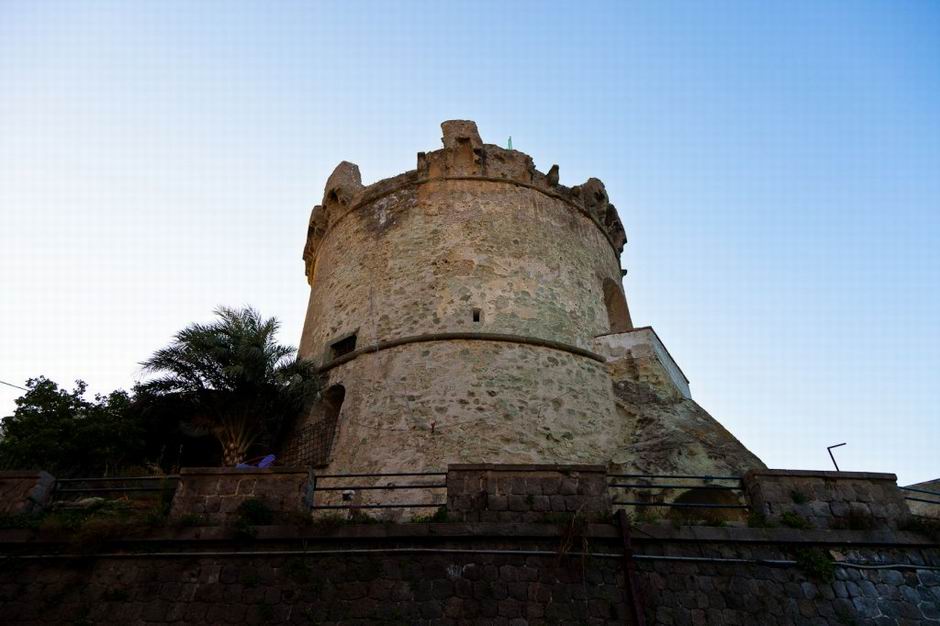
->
1 465 939 624
1 523 938 625
744 469 911 530
169 468 311 525
446 464 609 523
303 120 627 283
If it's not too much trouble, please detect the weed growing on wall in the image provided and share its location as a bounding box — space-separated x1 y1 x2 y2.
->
794 548 835 582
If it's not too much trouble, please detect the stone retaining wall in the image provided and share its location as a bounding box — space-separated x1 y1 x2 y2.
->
744 469 911 530
0 527 628 625
446 464 609 523
1 522 939 625
632 527 940 625
169 468 312 525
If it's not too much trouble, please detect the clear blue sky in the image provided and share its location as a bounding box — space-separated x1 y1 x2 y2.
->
1 1 938 483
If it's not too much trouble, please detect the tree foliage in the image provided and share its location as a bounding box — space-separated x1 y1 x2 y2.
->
0 306 319 475
0 377 143 476
139 306 320 465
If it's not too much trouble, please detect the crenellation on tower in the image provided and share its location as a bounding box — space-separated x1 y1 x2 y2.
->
302 122 627 282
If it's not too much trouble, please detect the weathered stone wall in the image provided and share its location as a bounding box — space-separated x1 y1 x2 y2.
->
905 479 940 521
594 327 690 400
0 471 55 515
300 177 624 358
290 120 644 476
2 522 939 625
446 464 609 523
169 468 311 525
0 527 630 625
316 341 620 476
632 527 940 625
745 469 911 530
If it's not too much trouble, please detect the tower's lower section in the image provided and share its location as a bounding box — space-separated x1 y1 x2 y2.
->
283 338 620 473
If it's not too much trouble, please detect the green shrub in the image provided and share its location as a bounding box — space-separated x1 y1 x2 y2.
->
412 506 449 523
237 498 274 525
794 547 834 582
747 511 773 528
780 511 812 530
790 490 809 504
283 557 311 583
175 513 208 528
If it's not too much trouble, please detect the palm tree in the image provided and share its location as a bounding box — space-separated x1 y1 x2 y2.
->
140 306 320 466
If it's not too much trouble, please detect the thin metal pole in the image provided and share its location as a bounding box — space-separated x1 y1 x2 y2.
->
827 443 847 472
617 509 647 626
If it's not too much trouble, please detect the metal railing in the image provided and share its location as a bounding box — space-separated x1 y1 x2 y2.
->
309 471 447 511
900 486 940 512
607 473 748 511
52 475 179 502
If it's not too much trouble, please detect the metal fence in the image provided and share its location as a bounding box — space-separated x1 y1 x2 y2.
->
607 473 748 512
308 471 447 511
52 475 179 503
47 471 938 520
900 486 940 517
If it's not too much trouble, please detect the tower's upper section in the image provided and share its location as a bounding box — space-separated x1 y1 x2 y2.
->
303 120 627 281
298 120 632 365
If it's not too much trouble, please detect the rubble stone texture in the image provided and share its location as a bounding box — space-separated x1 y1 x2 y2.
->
906 479 940 520
169 468 311 525
284 120 763 481
446 464 609 523
745 469 912 530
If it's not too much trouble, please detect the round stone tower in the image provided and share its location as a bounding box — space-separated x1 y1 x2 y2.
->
282 120 637 474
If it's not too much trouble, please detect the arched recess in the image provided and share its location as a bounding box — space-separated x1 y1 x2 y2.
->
280 384 346 467
603 278 633 333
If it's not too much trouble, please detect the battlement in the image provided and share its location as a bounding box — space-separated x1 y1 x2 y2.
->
303 120 627 279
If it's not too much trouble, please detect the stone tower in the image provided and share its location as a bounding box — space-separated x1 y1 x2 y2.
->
283 121 763 478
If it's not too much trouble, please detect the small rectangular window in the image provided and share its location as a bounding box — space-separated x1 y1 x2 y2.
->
330 334 357 359
472 308 482 323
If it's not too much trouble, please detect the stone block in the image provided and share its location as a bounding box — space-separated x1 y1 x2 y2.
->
508 495 528 512
0 471 56 514
170 468 311 524
487 495 508 512
445 464 608 521
743 470 909 530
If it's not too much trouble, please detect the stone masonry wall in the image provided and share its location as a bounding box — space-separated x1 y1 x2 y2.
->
0 471 55 515
633 529 940 625
447 464 609 523
291 120 636 479
169 468 311 525
0 536 629 625
2 523 939 625
300 121 626 362
315 341 620 478
745 469 911 530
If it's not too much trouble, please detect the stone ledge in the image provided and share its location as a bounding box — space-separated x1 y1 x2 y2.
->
631 524 939 547
448 464 607 473
178 467 309 476
746 469 898 481
1 521 936 551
